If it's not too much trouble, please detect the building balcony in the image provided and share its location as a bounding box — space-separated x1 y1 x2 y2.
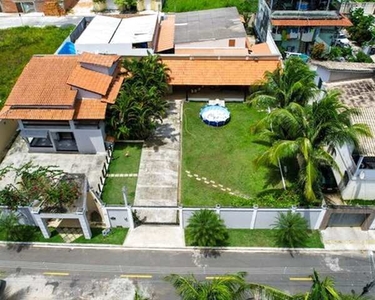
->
301 31 314 42
272 33 282 41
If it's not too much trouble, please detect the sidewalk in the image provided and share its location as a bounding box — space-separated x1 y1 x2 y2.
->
322 227 375 251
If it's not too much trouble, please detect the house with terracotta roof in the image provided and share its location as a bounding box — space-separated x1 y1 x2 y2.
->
313 61 375 200
0 52 123 154
255 0 352 54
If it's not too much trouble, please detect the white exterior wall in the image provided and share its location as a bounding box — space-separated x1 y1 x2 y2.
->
74 129 106 154
75 43 153 56
175 37 247 49
75 88 102 99
80 62 116 76
340 2 375 15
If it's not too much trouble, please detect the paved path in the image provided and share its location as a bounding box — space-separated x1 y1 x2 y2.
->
123 225 185 247
134 100 182 223
0 247 374 298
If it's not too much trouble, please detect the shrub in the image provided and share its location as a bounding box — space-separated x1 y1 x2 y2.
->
311 43 326 60
114 0 136 12
273 211 309 247
352 51 373 63
186 209 229 247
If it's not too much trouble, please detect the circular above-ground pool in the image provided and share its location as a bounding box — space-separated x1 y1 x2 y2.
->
200 105 231 127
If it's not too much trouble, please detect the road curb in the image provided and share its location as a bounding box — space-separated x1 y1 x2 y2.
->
0 241 370 253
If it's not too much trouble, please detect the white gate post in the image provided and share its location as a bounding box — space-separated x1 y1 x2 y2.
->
179 206 184 229
250 205 258 229
127 205 134 229
314 205 327 230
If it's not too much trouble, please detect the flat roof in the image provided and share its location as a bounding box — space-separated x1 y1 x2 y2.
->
75 15 158 46
174 7 246 44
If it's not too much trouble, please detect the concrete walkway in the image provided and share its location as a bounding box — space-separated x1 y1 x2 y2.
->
322 227 375 250
123 225 185 247
134 100 182 223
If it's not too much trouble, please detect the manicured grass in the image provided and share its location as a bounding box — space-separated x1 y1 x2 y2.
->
185 229 324 248
345 199 375 206
163 0 257 13
108 143 142 174
0 226 64 243
101 177 138 205
0 26 74 108
182 102 290 207
226 229 324 248
102 142 142 205
73 227 128 244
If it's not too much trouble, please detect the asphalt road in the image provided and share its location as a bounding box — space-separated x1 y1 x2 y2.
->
0 246 374 299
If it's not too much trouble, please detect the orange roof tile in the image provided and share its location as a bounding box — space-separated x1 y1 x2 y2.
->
67 66 113 96
0 106 74 120
156 15 175 52
162 59 280 86
74 99 107 120
5 56 78 107
78 52 120 68
271 15 352 27
249 43 271 55
102 76 125 104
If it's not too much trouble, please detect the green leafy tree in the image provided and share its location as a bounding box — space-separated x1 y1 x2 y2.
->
108 54 169 140
114 0 136 12
348 8 375 46
248 57 318 109
0 213 19 241
165 272 251 300
186 209 229 247
252 91 371 202
273 211 309 248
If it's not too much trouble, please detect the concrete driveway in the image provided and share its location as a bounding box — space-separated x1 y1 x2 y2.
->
0 136 106 192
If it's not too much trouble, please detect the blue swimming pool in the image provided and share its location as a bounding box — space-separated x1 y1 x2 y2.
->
200 105 230 127
57 41 76 55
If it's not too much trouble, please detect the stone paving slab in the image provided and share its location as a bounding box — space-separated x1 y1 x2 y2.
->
134 100 181 223
123 225 185 247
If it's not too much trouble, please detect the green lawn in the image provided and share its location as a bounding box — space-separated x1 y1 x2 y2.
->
163 0 258 13
0 26 74 108
182 102 293 208
101 177 138 205
185 229 324 248
108 143 142 174
0 226 64 243
73 227 128 245
226 229 324 248
102 142 142 205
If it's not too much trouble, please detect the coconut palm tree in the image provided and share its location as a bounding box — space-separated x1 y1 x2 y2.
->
186 209 229 247
252 91 371 202
305 270 340 300
248 57 318 109
165 272 251 300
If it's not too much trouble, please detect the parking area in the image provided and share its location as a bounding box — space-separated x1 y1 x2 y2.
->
0 136 107 191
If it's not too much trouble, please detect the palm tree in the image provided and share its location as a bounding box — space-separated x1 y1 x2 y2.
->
248 282 294 300
306 270 340 300
252 91 371 202
273 211 309 248
165 272 251 300
248 57 318 109
108 54 170 140
186 209 229 247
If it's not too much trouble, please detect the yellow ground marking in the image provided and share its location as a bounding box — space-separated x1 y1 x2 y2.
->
43 272 70 276
289 277 312 281
120 274 153 279
205 276 233 280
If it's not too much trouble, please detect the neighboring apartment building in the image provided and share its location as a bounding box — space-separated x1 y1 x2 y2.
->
0 53 123 154
255 0 352 54
313 60 375 199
